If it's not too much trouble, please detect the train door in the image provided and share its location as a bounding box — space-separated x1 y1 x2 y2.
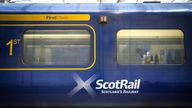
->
100 14 134 82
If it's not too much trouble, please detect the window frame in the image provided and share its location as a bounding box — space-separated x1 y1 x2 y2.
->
20 24 96 70
116 29 185 65
0 24 96 71
22 29 91 66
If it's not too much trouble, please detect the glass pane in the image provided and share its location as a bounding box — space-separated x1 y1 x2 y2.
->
117 29 184 65
23 30 90 65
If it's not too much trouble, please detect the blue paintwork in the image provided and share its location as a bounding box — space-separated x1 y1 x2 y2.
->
0 3 192 107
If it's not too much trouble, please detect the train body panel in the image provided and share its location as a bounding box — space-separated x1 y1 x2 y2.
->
0 3 192 107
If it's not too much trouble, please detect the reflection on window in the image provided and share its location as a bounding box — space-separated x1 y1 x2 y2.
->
23 30 90 65
117 29 184 65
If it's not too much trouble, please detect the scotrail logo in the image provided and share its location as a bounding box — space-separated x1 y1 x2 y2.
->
96 79 141 94
68 73 141 97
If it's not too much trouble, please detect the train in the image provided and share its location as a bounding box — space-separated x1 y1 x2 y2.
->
0 3 192 107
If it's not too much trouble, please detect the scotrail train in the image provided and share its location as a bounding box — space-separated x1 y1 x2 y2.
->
0 3 192 107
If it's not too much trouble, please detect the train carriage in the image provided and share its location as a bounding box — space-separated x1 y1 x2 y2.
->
0 3 192 107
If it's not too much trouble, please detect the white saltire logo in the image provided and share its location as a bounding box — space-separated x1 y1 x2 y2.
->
68 73 98 97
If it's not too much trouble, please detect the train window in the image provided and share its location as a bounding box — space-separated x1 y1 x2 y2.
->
117 29 184 65
23 30 90 65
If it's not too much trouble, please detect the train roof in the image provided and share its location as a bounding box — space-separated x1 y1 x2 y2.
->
0 3 192 13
